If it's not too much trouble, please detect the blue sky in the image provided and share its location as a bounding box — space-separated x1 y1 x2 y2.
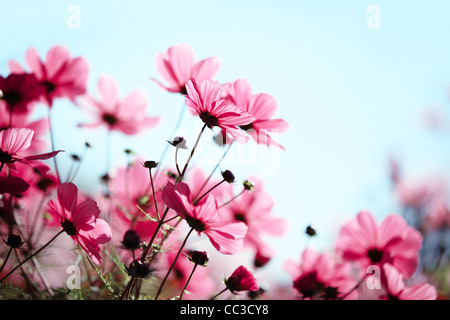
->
2 0 450 284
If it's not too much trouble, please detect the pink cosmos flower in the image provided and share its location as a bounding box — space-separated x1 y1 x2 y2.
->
0 73 44 114
162 181 248 255
221 78 289 149
219 176 288 259
225 265 259 293
78 76 160 135
284 248 357 300
0 128 62 173
9 45 89 107
0 103 49 155
47 182 112 264
380 264 437 300
335 211 422 278
152 43 220 94
185 78 255 141
424 198 450 232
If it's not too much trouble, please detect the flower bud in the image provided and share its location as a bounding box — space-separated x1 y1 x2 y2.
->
167 137 188 149
243 180 254 191
121 229 141 251
305 225 317 237
6 234 23 248
221 170 235 183
143 160 158 169
126 259 152 279
187 250 209 266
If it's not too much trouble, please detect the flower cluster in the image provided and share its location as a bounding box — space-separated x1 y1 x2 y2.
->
0 43 442 301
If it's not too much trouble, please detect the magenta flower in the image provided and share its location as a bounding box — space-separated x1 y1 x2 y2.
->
380 264 437 300
185 78 255 141
162 181 247 255
0 128 62 173
78 76 160 135
220 176 288 257
152 43 220 94
9 45 89 107
221 78 289 149
47 182 112 264
0 73 44 114
335 211 422 278
284 248 357 300
225 265 259 293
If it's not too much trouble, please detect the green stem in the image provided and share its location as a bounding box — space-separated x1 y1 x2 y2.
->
179 124 207 180
210 287 229 300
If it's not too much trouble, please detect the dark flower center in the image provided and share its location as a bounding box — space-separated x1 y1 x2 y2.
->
240 123 253 131
180 85 187 95
61 219 78 236
199 111 219 128
102 113 118 125
126 259 152 278
367 248 384 263
121 229 141 251
387 294 399 300
0 150 13 164
42 81 56 94
2 91 22 107
186 216 206 232
234 213 247 223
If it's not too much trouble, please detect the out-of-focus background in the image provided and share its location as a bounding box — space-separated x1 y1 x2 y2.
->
2 0 450 285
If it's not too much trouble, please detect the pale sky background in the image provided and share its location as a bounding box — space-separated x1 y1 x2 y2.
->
2 1 450 285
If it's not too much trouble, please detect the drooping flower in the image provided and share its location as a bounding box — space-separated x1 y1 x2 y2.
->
380 264 437 300
0 128 62 173
335 211 423 278
152 43 220 95
162 181 247 255
221 78 289 149
47 182 112 264
225 265 259 293
185 78 255 141
78 75 160 135
9 45 89 107
284 248 358 300
0 73 45 115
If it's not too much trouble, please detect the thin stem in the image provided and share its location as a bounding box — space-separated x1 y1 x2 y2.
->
47 108 61 184
179 124 207 180
339 272 370 300
218 188 246 209
179 263 198 300
210 287 229 300
194 140 234 200
175 148 182 176
194 179 226 205
154 227 194 300
155 102 186 179
0 229 64 284
148 168 160 221
0 247 13 275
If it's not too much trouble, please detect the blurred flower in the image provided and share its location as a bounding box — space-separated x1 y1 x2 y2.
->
380 264 436 300
185 78 255 142
47 182 112 264
152 43 220 94
335 211 422 278
9 45 89 107
0 73 44 115
225 265 258 293
284 248 357 300
220 176 287 257
78 75 160 135
162 181 247 255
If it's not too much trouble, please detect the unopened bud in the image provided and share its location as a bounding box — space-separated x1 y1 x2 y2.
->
221 170 235 183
